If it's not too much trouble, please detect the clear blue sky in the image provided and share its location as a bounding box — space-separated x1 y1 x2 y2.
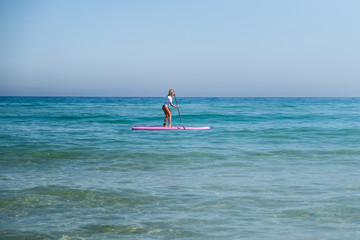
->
1 0 359 97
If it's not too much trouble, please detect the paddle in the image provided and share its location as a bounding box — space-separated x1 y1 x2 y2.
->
174 95 185 130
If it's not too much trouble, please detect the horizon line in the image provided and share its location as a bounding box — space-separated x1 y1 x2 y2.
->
1 95 359 98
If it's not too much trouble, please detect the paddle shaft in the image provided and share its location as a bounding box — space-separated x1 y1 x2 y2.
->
174 96 185 129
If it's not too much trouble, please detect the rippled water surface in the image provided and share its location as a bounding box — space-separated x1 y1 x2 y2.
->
1 97 360 239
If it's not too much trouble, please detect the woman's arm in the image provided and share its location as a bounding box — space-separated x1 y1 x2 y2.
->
170 102 178 108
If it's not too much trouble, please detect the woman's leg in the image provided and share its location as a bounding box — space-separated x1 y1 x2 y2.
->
162 106 168 126
162 105 171 126
169 111 172 127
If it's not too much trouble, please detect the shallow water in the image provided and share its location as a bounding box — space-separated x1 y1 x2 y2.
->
1 97 360 239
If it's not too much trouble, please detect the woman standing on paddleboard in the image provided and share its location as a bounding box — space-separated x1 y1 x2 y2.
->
163 89 178 127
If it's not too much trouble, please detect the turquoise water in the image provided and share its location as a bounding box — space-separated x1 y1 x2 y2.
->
1 97 360 239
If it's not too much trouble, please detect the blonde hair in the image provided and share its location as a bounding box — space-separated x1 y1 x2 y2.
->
168 89 175 97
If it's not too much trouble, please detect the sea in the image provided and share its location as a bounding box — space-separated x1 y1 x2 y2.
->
1 97 360 240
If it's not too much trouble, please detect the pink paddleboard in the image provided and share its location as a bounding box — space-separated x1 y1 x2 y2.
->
132 126 210 130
